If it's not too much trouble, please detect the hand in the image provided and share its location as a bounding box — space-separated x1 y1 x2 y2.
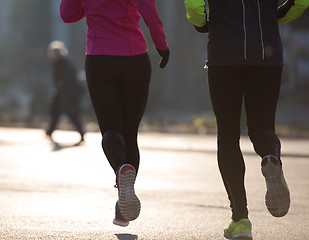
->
277 0 295 19
194 13 209 33
156 48 170 69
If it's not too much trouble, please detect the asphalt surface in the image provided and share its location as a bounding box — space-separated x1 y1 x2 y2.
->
0 127 308 240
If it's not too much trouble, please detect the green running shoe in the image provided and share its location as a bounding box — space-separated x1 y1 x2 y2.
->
224 218 252 239
261 155 290 217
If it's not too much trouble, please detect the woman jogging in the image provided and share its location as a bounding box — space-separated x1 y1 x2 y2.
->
60 0 169 227
185 0 308 239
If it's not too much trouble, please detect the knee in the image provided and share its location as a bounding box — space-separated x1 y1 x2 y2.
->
102 130 127 172
217 128 240 146
248 127 276 143
102 130 126 151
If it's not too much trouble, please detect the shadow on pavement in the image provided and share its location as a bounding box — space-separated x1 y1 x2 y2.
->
51 141 84 151
115 233 138 240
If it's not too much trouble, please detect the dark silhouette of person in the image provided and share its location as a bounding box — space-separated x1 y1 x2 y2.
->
184 0 308 238
60 0 169 227
46 40 85 143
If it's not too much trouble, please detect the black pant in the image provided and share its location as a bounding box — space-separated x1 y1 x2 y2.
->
208 65 282 221
85 54 151 174
47 93 85 138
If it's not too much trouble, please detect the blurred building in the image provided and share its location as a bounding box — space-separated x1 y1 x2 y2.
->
0 0 308 128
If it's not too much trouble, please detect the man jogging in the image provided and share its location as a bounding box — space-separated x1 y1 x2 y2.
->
184 0 309 239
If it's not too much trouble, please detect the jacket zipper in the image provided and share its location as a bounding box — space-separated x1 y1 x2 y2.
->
241 0 265 61
241 0 247 60
256 0 265 60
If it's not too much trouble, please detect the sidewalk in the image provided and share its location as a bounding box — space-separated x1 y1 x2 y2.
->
0 127 308 240
139 131 309 158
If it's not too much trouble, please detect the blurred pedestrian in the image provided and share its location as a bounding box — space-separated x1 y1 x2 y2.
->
46 40 85 144
60 0 169 227
185 0 308 239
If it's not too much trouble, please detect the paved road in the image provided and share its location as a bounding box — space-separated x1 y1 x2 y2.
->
0 127 308 240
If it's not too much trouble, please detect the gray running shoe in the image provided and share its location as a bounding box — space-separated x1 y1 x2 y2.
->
261 155 290 217
113 201 129 227
117 164 141 221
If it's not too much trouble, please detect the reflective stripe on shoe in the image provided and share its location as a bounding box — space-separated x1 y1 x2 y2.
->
118 164 141 221
113 201 129 227
113 218 129 227
261 155 290 217
224 218 252 239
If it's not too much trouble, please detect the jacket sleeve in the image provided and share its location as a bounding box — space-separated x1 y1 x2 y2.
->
135 0 168 51
60 0 85 23
278 0 309 25
184 0 207 27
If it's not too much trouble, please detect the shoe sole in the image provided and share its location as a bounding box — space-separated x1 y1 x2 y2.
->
261 158 290 217
113 218 129 227
224 232 252 239
118 164 141 221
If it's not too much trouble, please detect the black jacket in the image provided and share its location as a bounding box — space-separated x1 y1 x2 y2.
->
206 0 284 66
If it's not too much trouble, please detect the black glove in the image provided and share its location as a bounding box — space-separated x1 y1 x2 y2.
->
194 22 209 33
278 0 295 19
156 48 170 69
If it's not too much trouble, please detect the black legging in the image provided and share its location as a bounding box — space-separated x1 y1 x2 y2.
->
208 65 282 222
85 54 151 174
47 93 85 138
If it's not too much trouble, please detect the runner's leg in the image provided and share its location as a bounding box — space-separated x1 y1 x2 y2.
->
208 66 248 221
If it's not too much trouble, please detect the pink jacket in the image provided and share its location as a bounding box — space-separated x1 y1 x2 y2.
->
60 0 169 56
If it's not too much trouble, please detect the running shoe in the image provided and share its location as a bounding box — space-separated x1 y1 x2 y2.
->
224 218 252 239
261 155 290 217
113 201 129 227
117 164 141 221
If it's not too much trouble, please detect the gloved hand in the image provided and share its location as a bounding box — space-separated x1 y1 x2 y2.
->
156 48 170 69
194 12 209 33
277 0 295 19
